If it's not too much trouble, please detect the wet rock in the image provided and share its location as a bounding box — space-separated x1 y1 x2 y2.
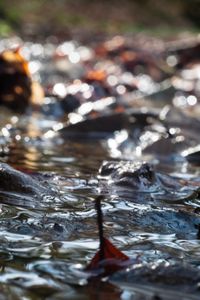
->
110 262 200 299
60 94 80 113
168 38 200 68
185 150 200 166
99 160 198 205
160 106 200 137
58 112 129 139
142 135 193 159
139 107 200 159
99 161 181 192
0 162 54 198
0 50 32 113
58 109 159 139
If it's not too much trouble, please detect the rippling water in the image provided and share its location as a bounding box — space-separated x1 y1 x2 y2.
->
0 111 118 299
0 110 199 300
0 35 200 299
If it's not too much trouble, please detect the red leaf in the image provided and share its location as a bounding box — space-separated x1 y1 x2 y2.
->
86 237 129 275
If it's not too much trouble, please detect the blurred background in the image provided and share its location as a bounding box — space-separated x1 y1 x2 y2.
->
0 0 199 39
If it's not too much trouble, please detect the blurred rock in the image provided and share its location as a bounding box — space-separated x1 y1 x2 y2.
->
0 48 44 113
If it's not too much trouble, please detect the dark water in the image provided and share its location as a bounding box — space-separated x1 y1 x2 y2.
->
0 35 200 299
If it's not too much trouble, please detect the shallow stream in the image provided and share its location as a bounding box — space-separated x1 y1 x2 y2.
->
0 35 200 299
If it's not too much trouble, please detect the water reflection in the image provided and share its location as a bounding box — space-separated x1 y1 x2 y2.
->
0 34 200 300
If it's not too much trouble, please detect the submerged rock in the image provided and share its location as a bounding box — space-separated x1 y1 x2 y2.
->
2 215 79 241
108 208 200 239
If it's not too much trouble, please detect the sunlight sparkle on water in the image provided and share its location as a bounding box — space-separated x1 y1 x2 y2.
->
53 83 67 97
116 85 126 94
57 42 75 56
69 52 80 64
15 135 21 141
68 113 84 124
2 127 10 137
187 95 197 106
29 61 41 74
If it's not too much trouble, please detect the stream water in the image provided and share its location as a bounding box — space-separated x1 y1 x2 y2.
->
0 35 200 299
